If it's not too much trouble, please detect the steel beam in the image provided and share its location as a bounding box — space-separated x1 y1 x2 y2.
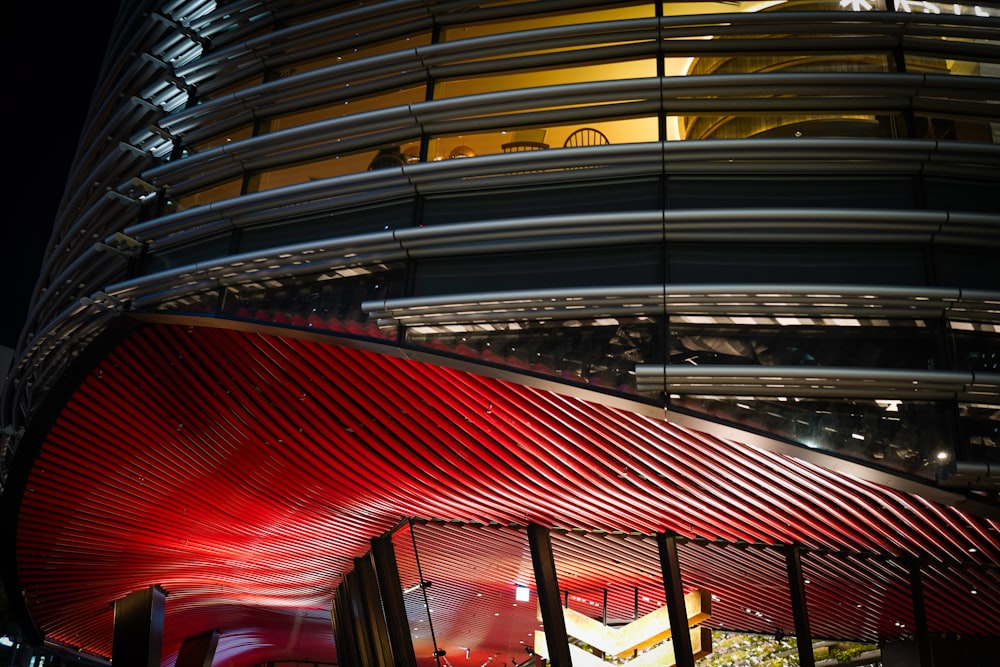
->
656 532 695 667
372 535 419 667
908 558 935 667
175 629 219 667
112 585 166 667
784 544 815 667
528 523 573 667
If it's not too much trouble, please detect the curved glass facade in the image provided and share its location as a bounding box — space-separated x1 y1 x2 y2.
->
2 3 1000 666
4 0 999 490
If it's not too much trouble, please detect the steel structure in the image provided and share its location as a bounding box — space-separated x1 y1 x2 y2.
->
2 1 999 666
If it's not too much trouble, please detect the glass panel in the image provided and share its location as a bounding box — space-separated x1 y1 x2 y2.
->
801 552 911 645
415 245 662 295
142 233 233 274
676 541 798 665
428 116 657 160
265 86 425 133
924 177 1000 214
920 561 1000 638
271 31 432 79
549 531 683 663
913 115 997 143
392 523 437 661
670 321 938 369
440 4 655 40
671 395 953 477
434 59 656 99
662 0 891 15
169 178 244 212
247 137 423 191
410 522 540 667
220 266 405 340
239 199 415 253
668 244 927 285
950 325 1000 372
668 177 916 209
957 402 1000 458
149 289 222 316
422 178 661 224
185 124 254 153
682 113 896 140
406 316 660 393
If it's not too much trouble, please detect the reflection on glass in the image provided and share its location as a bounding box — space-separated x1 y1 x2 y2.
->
672 395 952 477
670 322 937 369
221 267 405 340
406 317 659 392
392 523 438 661
410 522 540 667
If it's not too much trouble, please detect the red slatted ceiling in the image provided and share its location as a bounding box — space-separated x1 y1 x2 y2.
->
14 323 1000 666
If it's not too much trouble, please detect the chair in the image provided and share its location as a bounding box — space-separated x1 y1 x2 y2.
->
502 129 549 152
563 127 610 147
368 147 407 170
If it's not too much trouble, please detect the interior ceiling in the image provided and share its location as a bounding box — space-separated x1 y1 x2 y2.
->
13 322 1000 666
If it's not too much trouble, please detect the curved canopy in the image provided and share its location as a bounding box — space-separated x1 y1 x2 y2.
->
10 322 1000 665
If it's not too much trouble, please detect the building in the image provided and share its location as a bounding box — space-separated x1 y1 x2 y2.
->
1 1 999 666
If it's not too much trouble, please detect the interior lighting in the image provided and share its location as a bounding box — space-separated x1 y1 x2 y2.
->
515 585 530 602
936 451 949 461
0 636 13 647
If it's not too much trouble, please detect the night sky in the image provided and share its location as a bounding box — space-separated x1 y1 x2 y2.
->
3 5 118 349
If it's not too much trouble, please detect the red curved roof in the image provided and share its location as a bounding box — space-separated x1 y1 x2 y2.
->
13 322 1000 665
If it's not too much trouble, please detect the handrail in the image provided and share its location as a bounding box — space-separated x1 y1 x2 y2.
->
361 284 1000 326
635 365 1000 401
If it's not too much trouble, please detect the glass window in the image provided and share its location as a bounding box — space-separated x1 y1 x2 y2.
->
406 316 660 393
440 4 655 41
434 59 656 100
239 200 415 254
668 177 916 209
672 394 953 478
414 245 662 295
668 244 927 285
169 178 244 212
422 178 661 224
265 86 425 134
670 321 938 369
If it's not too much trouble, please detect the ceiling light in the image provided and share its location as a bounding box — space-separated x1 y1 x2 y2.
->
515 585 530 602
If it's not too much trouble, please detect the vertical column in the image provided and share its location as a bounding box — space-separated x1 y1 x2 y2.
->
333 582 362 667
112 585 167 667
371 535 419 667
908 558 935 667
656 533 695 667
527 523 572 667
175 629 219 667
784 544 815 667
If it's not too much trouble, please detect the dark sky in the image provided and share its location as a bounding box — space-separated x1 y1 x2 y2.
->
3 5 119 349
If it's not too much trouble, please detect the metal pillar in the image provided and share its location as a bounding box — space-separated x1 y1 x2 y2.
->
175 629 219 667
371 535 419 667
112 585 166 667
908 558 935 667
784 544 816 667
528 523 573 667
656 533 695 667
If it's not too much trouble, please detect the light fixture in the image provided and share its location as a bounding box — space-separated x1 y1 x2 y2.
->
515 584 530 602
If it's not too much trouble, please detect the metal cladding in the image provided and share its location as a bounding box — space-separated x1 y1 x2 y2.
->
2 1 999 666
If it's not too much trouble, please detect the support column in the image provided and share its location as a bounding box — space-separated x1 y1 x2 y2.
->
784 544 815 667
175 629 219 667
908 558 935 667
372 535 419 667
112 585 167 667
656 533 695 667
528 523 572 667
